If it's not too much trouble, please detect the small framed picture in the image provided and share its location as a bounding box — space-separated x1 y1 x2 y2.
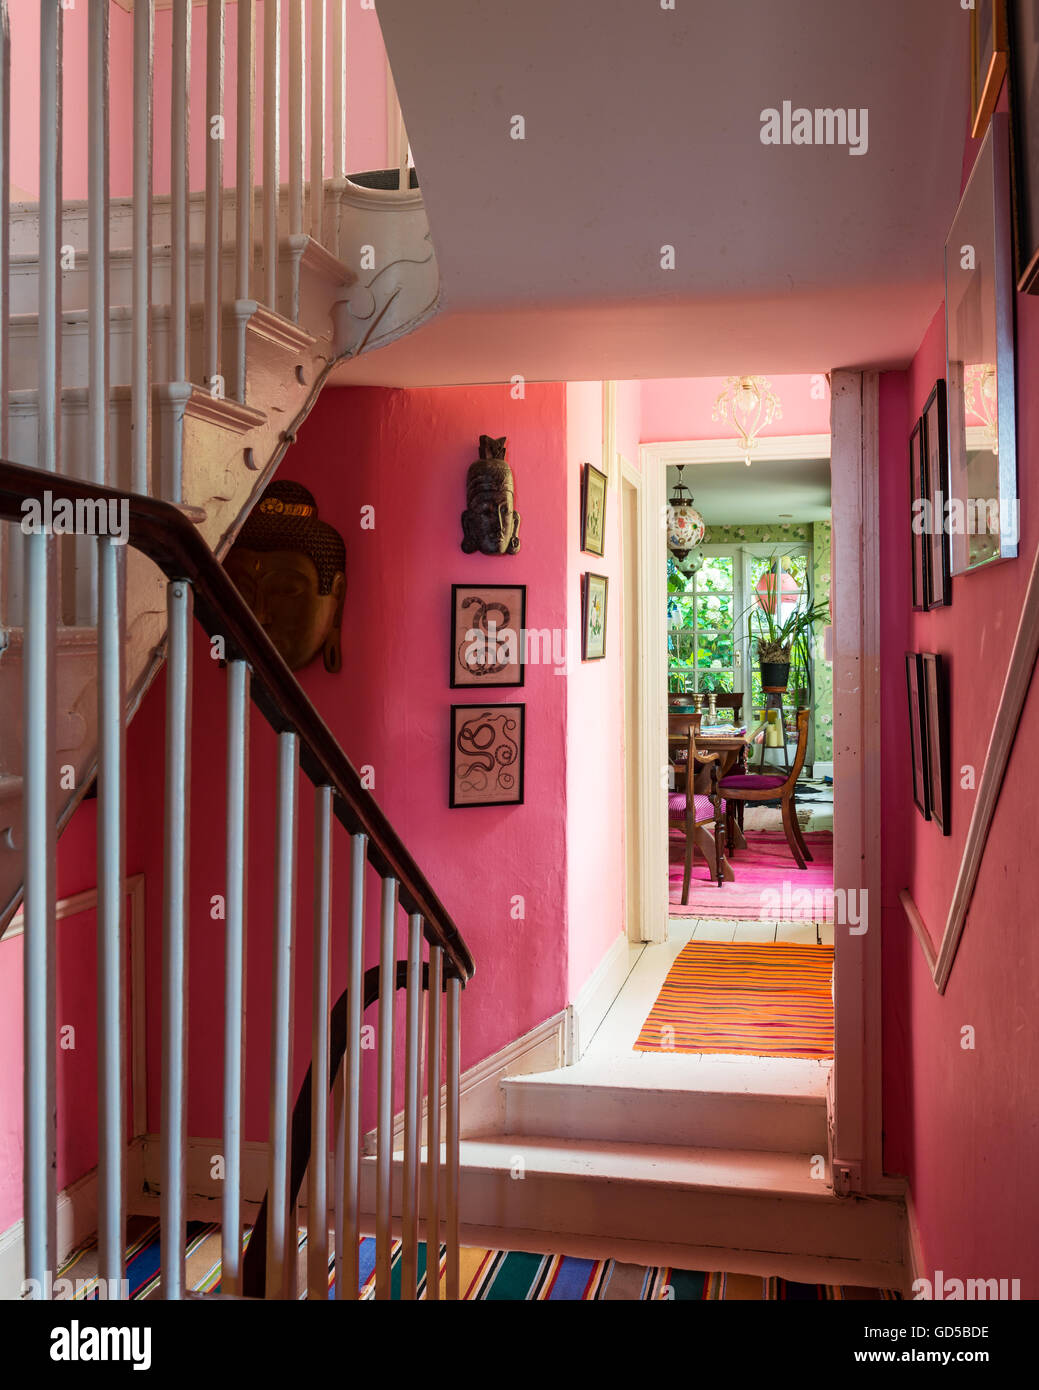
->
581 462 607 557
905 652 931 821
909 418 927 612
921 653 951 835
922 381 950 610
971 0 1008 139
450 584 526 688
582 573 608 660
449 704 525 808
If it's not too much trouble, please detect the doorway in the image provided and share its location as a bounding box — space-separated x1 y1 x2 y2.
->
627 374 884 1196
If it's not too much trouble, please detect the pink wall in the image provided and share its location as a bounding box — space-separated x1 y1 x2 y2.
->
639 374 830 445
565 383 626 998
0 802 112 1233
122 382 576 1141
879 102 1039 1290
10 2 388 202
9 2 135 200
1 377 634 1228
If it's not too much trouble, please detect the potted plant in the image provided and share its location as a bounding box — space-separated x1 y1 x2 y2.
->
739 561 829 693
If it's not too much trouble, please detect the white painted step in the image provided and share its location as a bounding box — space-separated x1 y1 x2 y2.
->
9 241 242 318
503 1064 828 1154
362 1136 904 1277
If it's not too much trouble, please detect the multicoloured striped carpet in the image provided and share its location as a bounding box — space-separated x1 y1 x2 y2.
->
634 940 835 1058
59 1218 897 1299
669 829 834 919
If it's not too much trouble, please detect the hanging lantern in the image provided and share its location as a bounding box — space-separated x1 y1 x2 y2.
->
666 466 705 561
712 375 783 465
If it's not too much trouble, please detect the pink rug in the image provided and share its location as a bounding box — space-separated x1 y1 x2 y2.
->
669 830 834 920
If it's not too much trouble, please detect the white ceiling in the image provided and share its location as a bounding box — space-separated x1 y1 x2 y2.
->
667 459 832 526
341 0 967 386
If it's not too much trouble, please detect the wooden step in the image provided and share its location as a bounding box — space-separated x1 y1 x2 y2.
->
361 1135 905 1285
502 1061 829 1153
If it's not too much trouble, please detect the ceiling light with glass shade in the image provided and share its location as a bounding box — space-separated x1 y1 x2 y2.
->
666 465 705 565
712 375 783 465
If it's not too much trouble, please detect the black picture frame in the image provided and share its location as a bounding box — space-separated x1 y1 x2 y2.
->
449 703 525 808
449 584 526 689
581 573 608 660
581 462 607 557
922 380 951 609
921 653 951 835
905 652 931 821
1008 0 1039 292
909 418 928 612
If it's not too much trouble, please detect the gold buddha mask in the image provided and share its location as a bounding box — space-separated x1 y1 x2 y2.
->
225 480 346 673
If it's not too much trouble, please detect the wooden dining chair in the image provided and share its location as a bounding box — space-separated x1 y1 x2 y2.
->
713 692 744 723
719 707 813 870
668 718 726 897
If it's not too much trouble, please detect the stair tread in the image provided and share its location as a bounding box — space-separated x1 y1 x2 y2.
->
505 1056 829 1100
401 1135 842 1199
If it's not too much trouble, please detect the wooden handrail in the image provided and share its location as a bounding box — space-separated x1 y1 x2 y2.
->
0 459 474 982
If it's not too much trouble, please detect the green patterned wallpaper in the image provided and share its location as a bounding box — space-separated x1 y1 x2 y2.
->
697 521 833 763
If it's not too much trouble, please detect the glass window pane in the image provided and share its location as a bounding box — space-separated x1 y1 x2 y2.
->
699 556 733 592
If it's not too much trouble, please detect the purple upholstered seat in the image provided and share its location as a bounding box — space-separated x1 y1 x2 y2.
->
668 792 726 820
719 773 787 790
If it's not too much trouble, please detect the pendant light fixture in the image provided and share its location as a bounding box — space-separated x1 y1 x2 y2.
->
712 375 783 465
666 466 705 562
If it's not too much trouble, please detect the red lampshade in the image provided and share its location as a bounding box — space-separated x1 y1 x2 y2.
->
755 568 800 613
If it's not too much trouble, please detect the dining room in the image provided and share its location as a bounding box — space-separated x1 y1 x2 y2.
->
627 428 838 1066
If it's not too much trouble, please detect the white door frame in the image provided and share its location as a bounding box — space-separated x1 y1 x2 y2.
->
636 406 886 1194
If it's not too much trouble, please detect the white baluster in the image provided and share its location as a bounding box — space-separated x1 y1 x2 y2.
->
161 579 193 1300
445 975 461 1300
309 0 325 243
288 0 305 237
266 731 298 1299
221 659 250 1296
204 1 225 394
425 944 442 1299
170 1 191 387
337 831 366 1300
308 785 333 1299
375 875 398 1300
131 0 154 495
262 0 281 308
38 0 62 481
97 536 127 1298
235 0 255 305
401 913 423 1299
330 0 345 182
22 530 57 1296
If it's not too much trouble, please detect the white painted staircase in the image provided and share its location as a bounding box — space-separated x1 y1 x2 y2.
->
361 938 905 1291
0 171 440 930
364 1054 904 1289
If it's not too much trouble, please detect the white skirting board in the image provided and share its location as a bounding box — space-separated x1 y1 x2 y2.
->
904 1184 927 1299
364 1008 570 1155
567 932 644 1063
0 1167 100 1301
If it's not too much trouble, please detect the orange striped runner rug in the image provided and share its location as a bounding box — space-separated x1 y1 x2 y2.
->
634 940 834 1059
